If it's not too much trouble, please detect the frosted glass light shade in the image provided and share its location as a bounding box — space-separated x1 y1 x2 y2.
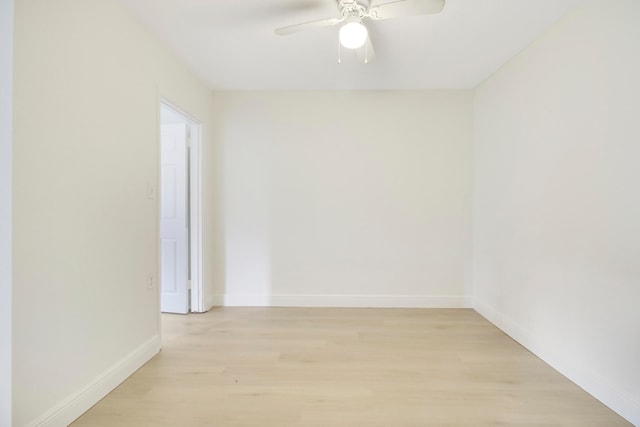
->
339 21 368 49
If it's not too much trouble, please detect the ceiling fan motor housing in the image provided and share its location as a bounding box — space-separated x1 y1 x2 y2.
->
338 0 370 20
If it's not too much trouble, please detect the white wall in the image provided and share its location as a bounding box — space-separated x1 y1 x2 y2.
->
473 0 640 424
0 0 13 424
12 0 219 425
213 91 474 307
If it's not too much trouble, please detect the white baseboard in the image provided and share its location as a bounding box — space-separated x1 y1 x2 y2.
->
203 292 217 313
30 335 160 427
212 294 472 308
474 299 640 426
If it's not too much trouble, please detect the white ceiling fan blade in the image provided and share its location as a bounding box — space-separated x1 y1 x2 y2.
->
368 0 445 21
275 17 343 36
356 36 376 64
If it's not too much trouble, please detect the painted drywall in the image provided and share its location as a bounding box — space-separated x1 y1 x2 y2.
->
213 91 474 307
473 0 640 423
12 0 220 424
0 0 13 424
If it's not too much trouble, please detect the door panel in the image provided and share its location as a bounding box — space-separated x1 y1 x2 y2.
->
160 123 189 314
161 239 178 293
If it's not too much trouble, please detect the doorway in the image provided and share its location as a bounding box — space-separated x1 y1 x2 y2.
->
159 101 203 314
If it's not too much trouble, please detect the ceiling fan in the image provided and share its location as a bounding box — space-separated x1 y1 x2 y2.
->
274 0 446 63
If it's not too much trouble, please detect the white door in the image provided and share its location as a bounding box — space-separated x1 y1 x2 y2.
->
160 123 189 314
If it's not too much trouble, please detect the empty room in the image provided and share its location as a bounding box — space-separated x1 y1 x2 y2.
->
1 0 639 426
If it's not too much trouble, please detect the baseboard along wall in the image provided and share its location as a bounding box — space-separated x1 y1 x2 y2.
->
29 335 160 427
474 299 640 426
212 294 473 309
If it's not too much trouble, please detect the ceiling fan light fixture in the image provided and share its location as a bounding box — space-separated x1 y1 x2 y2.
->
339 21 368 49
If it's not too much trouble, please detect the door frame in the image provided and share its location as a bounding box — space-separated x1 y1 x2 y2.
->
158 98 204 313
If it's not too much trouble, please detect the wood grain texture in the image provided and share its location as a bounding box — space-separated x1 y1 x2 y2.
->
72 308 631 426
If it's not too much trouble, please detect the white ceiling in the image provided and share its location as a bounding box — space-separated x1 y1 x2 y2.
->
119 0 585 90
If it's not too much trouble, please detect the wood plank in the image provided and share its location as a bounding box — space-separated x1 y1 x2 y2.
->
72 308 631 426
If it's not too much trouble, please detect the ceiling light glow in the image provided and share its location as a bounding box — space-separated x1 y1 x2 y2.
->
339 21 368 49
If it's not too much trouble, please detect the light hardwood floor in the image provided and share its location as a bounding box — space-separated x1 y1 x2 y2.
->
73 308 630 426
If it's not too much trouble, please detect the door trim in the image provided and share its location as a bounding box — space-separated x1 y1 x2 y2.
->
187 121 204 312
